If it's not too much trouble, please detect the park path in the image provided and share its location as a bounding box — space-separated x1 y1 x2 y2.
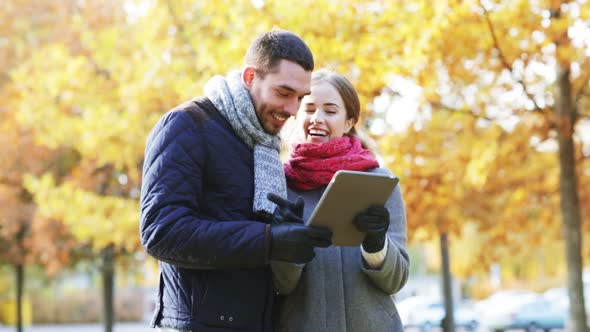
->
0 322 155 332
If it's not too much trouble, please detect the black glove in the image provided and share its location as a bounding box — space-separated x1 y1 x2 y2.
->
353 205 390 253
267 193 331 263
267 193 304 225
269 223 332 263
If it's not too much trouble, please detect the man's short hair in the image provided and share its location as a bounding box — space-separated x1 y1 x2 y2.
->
244 29 314 77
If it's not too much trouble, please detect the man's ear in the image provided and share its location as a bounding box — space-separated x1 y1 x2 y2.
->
242 66 256 90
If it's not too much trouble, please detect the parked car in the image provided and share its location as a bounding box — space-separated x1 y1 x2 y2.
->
397 296 479 331
542 287 567 302
476 289 540 313
547 284 590 304
510 299 567 331
481 297 567 332
476 289 541 332
545 285 590 331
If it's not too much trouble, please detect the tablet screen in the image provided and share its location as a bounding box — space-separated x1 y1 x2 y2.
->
306 170 399 246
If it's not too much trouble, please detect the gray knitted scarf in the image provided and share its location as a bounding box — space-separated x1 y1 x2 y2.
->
204 71 287 215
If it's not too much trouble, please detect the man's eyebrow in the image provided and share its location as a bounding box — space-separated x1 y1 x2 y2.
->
277 85 311 96
277 84 297 92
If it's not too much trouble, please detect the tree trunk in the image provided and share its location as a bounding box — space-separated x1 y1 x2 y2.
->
555 65 588 332
15 263 24 332
101 245 115 332
440 232 455 332
14 219 28 332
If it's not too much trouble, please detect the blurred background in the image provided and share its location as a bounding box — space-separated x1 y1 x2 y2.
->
0 0 589 331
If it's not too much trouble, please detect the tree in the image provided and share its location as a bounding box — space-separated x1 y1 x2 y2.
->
4 0 589 330
380 108 569 330
3 1 145 331
0 102 82 332
4 1 424 327
378 1 590 330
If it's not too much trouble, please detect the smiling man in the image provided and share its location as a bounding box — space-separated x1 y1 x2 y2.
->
245 55 312 135
139 30 332 332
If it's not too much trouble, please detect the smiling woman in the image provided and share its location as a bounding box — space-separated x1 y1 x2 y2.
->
298 80 355 143
271 69 409 332
295 69 359 144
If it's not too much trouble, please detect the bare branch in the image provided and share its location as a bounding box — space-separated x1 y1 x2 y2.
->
87 58 112 80
429 101 496 121
0 72 10 84
0 175 20 188
480 3 545 113
575 79 589 106
577 70 590 121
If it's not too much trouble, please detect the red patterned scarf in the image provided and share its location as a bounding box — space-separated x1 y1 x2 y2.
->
284 136 380 190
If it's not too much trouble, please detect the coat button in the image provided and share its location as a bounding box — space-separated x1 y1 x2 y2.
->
229 316 234 322
220 315 224 320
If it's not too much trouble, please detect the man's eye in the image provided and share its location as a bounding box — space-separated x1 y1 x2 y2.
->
278 91 289 97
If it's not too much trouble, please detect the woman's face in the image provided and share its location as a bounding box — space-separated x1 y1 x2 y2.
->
296 81 355 144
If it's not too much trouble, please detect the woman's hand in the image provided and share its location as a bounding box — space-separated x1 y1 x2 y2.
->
353 205 389 253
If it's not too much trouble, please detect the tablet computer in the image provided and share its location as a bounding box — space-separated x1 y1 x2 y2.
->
306 170 399 246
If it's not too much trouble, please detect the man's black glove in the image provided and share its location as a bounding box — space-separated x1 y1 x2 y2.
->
267 193 304 225
269 223 332 263
353 205 390 253
267 193 331 263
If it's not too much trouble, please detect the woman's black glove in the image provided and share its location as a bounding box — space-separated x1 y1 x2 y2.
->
353 205 389 253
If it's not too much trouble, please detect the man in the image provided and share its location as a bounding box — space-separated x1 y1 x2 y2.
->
139 29 332 332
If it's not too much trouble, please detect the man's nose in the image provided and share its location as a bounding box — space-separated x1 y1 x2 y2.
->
284 99 299 117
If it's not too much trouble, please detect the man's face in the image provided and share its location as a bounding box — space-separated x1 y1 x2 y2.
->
244 60 311 135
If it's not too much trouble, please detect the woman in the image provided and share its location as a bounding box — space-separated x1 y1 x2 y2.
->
271 69 410 332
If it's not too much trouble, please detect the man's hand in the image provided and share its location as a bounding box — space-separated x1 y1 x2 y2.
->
267 193 332 263
267 193 304 225
353 205 389 253
269 223 332 263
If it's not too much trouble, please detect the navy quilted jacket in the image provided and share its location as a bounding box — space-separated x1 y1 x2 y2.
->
140 97 273 331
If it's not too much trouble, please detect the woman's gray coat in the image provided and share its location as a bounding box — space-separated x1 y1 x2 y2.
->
271 167 410 332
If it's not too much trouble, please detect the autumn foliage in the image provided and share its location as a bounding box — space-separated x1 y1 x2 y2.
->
0 0 588 313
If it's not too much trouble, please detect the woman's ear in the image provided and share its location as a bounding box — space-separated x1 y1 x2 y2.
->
242 66 256 90
345 118 356 134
